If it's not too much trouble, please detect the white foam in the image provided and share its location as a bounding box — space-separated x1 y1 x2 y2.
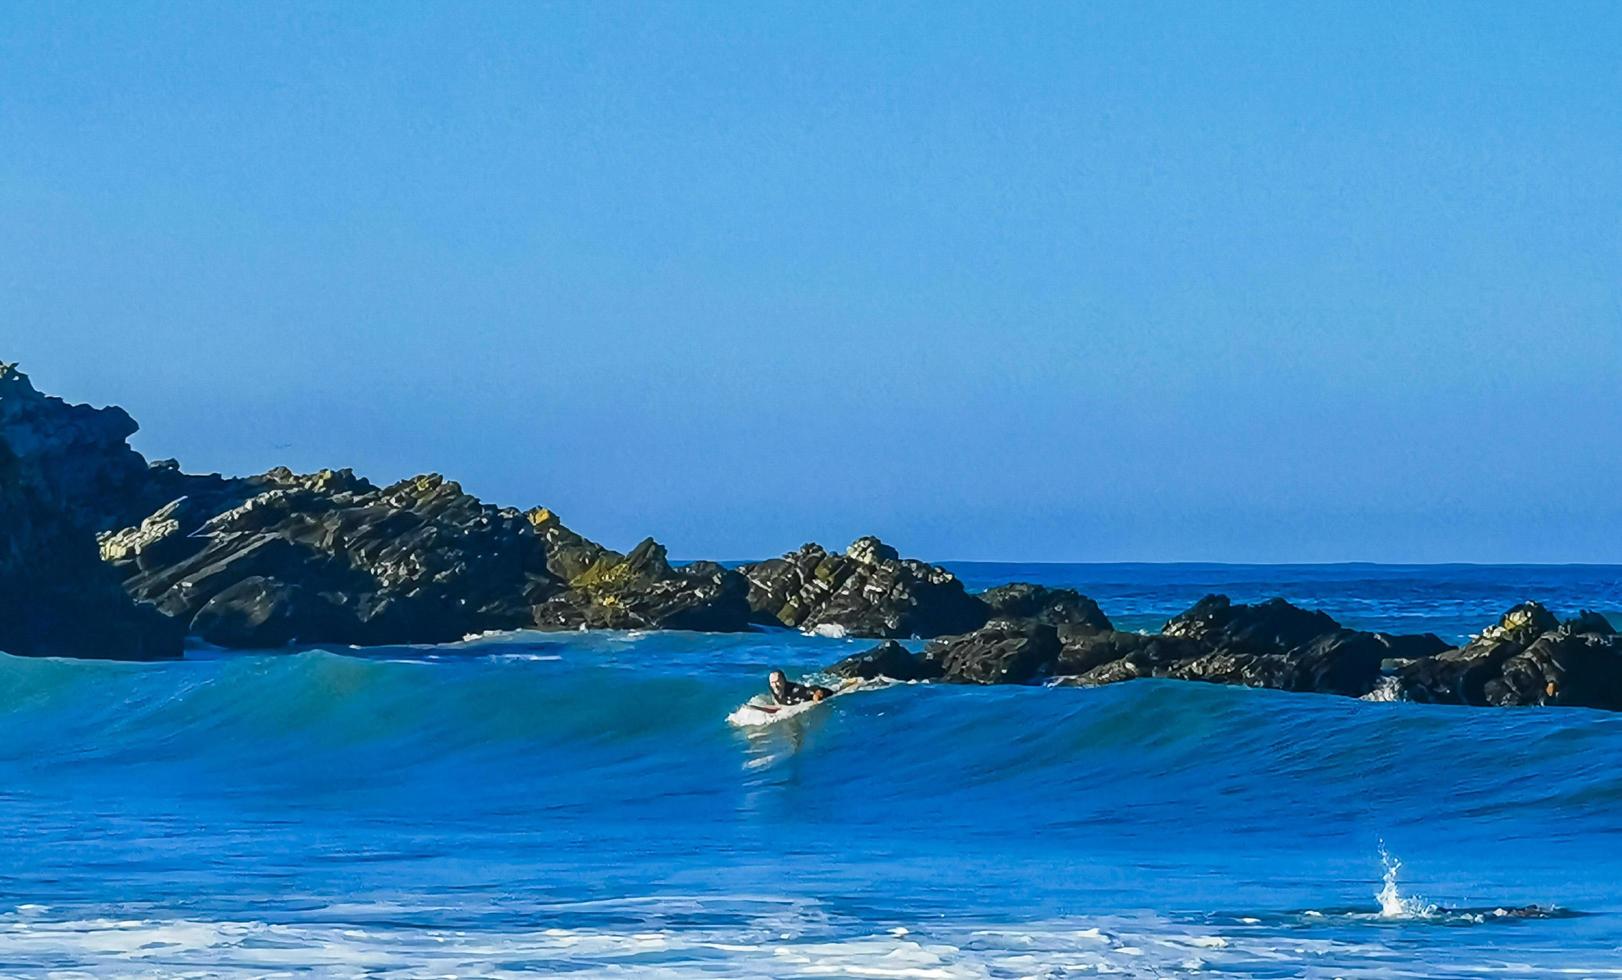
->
0 895 1586 979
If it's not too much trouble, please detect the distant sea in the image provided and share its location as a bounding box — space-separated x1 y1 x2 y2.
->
0 563 1618 977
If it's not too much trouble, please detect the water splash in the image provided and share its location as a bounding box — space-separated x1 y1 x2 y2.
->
1376 840 1437 918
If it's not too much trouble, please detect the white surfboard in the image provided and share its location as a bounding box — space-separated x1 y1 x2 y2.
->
726 678 863 728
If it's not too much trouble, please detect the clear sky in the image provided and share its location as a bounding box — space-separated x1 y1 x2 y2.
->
3 3 1618 562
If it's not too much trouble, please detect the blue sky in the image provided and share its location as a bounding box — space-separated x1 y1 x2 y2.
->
3 3 1618 562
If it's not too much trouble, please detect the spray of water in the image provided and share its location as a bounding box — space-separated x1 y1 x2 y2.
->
1376 840 1437 919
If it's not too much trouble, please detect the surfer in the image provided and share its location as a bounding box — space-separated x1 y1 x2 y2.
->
768 670 833 706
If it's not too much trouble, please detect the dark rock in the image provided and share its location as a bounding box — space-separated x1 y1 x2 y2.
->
1394 604 1622 708
979 583 1112 631
531 538 752 632
1166 630 1448 696
924 620 1063 684
190 576 343 648
1054 593 1449 698
119 471 558 646
1492 630 1622 710
1053 631 1211 685
0 361 154 530
1049 596 1408 695
128 468 757 645
1290 630 1449 695
106 464 755 647
740 536 988 638
1561 610 1615 637
0 363 181 660
815 587 1622 714
1162 594 1341 656
828 639 942 682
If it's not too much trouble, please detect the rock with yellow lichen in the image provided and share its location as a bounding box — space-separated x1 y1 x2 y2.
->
531 538 752 632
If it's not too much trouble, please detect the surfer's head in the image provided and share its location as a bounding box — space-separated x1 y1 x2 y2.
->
768 670 787 696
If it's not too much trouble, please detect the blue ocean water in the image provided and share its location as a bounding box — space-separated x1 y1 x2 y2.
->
1 563 1620 977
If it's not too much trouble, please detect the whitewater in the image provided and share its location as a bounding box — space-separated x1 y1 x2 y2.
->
1 562 1619 977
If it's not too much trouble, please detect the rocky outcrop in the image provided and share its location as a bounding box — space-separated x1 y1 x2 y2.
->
1063 626 1450 696
0 364 180 659
978 583 1112 631
104 466 756 647
829 639 943 682
0 361 156 530
113 470 555 647
1391 603 1622 709
824 593 1622 712
531 538 752 632
825 592 1457 699
1071 595 1449 696
1161 595 1340 656
740 536 988 638
0 363 763 652
925 620 1064 684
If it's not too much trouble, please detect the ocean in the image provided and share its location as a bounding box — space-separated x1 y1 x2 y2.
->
1 563 1619 978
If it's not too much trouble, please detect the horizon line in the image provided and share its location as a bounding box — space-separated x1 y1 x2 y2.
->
694 558 1622 570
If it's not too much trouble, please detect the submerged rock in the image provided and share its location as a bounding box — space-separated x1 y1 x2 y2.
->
740 536 988 638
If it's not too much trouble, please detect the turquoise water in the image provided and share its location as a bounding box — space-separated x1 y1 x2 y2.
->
0 564 1619 977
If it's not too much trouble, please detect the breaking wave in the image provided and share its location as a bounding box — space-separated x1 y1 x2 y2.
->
0 619 1618 975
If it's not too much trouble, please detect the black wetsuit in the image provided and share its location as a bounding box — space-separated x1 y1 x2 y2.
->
771 678 834 706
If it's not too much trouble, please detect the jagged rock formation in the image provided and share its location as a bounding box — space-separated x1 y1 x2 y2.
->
111 470 558 647
2 361 755 652
1392 603 1622 709
739 536 989 638
0 364 179 659
828 639 943 682
106 470 757 647
926 620 1065 685
979 583 1113 631
824 593 1622 708
532 538 751 632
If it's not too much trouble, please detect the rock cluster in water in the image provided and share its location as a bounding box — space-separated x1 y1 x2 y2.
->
1 362 1618 711
827 595 1622 710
